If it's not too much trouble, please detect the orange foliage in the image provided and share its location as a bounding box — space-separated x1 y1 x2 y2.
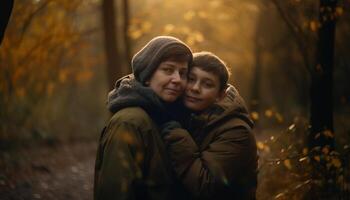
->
0 0 97 103
0 0 103 140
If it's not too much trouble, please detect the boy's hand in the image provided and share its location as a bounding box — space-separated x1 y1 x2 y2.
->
160 121 182 137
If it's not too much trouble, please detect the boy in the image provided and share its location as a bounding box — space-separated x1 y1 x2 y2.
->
162 51 258 199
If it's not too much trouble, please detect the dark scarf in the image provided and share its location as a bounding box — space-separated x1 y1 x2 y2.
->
107 74 189 126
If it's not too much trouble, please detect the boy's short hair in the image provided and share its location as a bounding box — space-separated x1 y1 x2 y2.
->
192 51 230 91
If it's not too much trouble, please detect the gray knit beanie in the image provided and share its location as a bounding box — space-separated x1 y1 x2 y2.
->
131 36 192 84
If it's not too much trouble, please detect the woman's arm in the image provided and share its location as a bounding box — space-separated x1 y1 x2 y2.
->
95 121 145 200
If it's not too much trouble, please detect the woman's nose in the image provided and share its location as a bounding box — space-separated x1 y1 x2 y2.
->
171 71 181 82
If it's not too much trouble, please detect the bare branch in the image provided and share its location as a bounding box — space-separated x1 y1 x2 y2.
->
270 0 312 74
18 0 53 45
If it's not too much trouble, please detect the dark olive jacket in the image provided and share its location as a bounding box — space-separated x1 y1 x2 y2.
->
94 107 182 200
164 85 258 200
94 76 189 200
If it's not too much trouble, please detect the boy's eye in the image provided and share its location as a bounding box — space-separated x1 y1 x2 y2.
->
188 76 195 83
203 81 214 88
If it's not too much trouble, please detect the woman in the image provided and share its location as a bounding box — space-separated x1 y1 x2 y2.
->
94 36 192 200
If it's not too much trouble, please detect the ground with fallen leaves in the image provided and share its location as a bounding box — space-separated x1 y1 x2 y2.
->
0 140 97 200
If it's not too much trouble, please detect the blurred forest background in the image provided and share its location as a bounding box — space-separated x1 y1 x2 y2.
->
0 0 349 199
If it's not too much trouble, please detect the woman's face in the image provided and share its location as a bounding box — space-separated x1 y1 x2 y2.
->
148 59 189 103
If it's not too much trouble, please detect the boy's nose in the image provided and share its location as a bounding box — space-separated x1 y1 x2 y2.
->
191 82 200 92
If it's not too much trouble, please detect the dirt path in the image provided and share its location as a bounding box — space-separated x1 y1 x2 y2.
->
0 141 97 200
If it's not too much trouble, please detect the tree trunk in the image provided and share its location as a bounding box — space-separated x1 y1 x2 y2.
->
102 0 122 90
309 0 337 150
308 0 337 198
0 0 14 44
251 30 262 116
122 0 132 66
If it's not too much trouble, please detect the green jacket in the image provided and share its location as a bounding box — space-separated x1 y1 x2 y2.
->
95 107 183 200
94 76 189 200
164 85 258 200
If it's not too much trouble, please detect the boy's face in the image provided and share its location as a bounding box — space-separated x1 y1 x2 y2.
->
184 67 224 112
148 59 188 103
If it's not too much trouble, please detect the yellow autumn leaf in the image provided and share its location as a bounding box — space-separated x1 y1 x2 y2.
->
194 32 204 42
322 146 330 155
184 10 196 21
299 157 308 162
181 26 191 34
275 193 285 199
275 112 283 123
325 155 330 162
129 29 142 40
323 130 334 138
12 67 25 84
331 158 342 168
257 141 264 150
310 20 318 32
251 112 259 121
59 69 68 83
76 70 92 82
141 21 152 32
284 159 292 170
198 11 208 18
314 156 321 162
135 152 144 164
164 24 175 33
210 0 221 7
15 87 26 98
336 6 344 16
302 148 308 155
218 13 229 20
121 132 135 144
46 82 55 96
288 124 296 131
265 109 273 118
186 36 196 46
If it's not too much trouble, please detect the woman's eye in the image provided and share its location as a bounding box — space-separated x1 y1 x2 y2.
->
162 68 173 74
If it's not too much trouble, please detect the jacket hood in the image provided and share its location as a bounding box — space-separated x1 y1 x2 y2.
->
196 84 254 129
107 74 187 125
132 36 192 84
